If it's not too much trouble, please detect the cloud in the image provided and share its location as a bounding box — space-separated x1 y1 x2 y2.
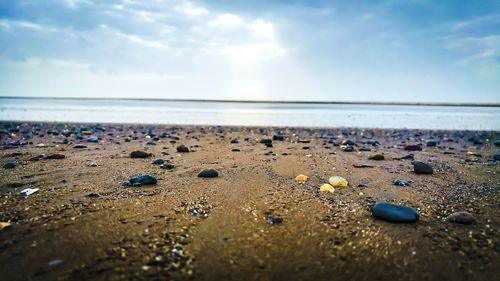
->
209 13 244 27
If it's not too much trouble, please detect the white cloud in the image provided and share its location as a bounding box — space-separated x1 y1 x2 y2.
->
222 43 286 64
115 32 169 49
250 20 275 39
209 13 244 27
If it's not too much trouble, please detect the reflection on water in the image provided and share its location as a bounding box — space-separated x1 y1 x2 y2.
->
0 98 499 130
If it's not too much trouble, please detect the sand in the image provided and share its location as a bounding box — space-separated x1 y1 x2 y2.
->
0 123 498 281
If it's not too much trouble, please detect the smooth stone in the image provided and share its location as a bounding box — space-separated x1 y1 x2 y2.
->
260 139 273 144
447 211 475 224
146 140 156 145
343 146 354 152
273 135 284 141
198 168 219 178
231 148 240 152
160 163 174 169
426 139 438 147
359 146 371 152
393 179 410 186
353 163 374 168
342 139 355 146
401 153 415 160
372 201 419 223
413 160 434 174
405 145 422 151
3 162 15 169
151 159 164 165
176 144 190 153
85 192 102 198
128 174 157 186
130 150 151 158
266 214 283 224
87 136 99 143
230 138 239 144
45 153 65 159
73 143 87 148
494 140 500 147
88 162 98 167
494 153 500 161
369 154 384 160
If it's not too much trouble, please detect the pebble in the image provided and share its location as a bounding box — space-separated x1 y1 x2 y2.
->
342 139 355 146
231 148 240 152
85 192 102 198
393 179 410 186
328 176 348 187
405 145 422 151
413 160 433 174
198 168 219 178
160 163 175 170
130 150 151 158
266 214 283 224
88 162 98 167
369 154 384 160
48 259 63 267
151 159 164 165
343 146 354 152
177 145 190 153
3 162 15 169
295 174 308 183
372 201 419 223
353 163 374 168
494 153 500 161
73 143 87 149
146 140 156 145
230 138 239 144
124 175 158 186
0 222 11 231
45 153 65 159
87 136 99 142
273 135 284 141
494 140 500 147
447 211 475 224
426 139 438 147
319 184 334 193
359 146 371 152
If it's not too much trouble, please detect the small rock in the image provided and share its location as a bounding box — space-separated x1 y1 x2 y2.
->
273 135 284 141
85 192 102 198
231 148 240 152
369 154 384 160
494 153 500 161
73 143 87 149
3 162 15 169
198 168 219 178
404 145 422 151
295 174 308 183
88 162 98 167
319 184 334 193
87 136 99 143
342 139 355 146
146 140 156 145
45 153 65 159
130 150 151 158
328 176 348 187
160 163 175 170
151 158 164 165
393 179 410 186
176 144 190 153
343 145 354 152
447 211 475 224
413 160 433 174
48 259 63 267
0 222 12 231
353 163 374 168
426 139 438 147
372 201 419 223
230 138 239 144
126 175 157 186
266 214 283 224
359 146 371 152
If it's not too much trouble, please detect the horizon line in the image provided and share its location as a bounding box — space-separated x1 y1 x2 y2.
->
1 96 499 107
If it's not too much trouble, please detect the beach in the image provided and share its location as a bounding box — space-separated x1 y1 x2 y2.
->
0 122 498 280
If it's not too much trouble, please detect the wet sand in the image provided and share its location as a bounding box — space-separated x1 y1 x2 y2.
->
0 122 498 281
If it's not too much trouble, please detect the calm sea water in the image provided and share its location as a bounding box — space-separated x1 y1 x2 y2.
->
0 98 499 130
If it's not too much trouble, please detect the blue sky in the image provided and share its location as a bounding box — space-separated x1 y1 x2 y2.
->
0 0 499 102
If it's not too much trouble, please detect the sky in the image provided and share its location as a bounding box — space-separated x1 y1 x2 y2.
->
0 0 499 103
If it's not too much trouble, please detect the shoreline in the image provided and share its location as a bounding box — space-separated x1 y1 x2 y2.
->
2 96 499 108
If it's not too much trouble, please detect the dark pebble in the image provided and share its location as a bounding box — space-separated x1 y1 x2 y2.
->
273 135 284 141
369 154 384 160
3 162 15 169
85 192 102 198
160 163 175 169
130 150 151 158
146 140 156 145
198 168 219 178
231 148 240 152
45 154 65 159
267 214 283 224
426 139 438 147
447 211 475 224
353 163 374 168
372 201 419 223
151 158 164 165
126 174 157 186
87 136 99 143
176 144 190 153
405 145 422 151
413 160 433 174
393 179 410 186
73 143 87 149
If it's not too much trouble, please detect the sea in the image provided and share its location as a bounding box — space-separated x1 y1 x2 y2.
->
0 98 499 130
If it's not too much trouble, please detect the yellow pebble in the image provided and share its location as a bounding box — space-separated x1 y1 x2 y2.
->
329 176 348 187
320 184 334 193
295 174 308 182
0 222 11 230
